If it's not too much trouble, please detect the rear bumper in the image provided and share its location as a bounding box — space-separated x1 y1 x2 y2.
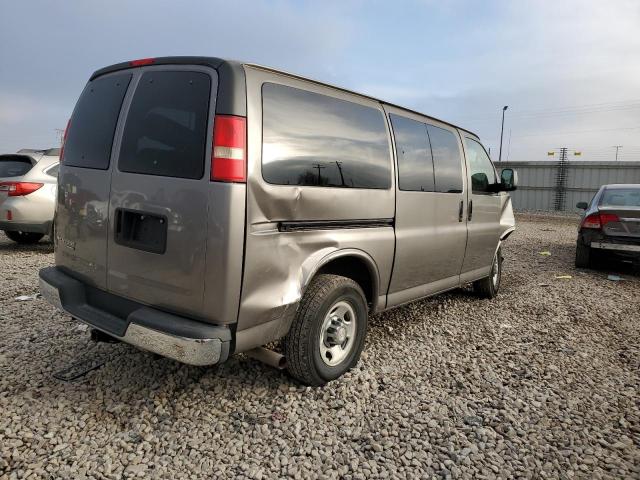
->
591 242 640 253
39 266 231 366
0 220 52 234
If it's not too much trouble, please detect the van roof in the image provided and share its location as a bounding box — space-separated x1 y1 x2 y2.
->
91 56 479 139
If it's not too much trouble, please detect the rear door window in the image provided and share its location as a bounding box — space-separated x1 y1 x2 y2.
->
427 125 463 193
262 83 391 189
390 114 434 192
119 71 211 179
63 73 132 169
0 156 33 177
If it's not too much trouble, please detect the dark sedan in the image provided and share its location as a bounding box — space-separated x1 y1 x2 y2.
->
575 184 640 268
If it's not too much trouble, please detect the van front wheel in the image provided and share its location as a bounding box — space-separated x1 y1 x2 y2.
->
473 247 502 299
284 274 368 386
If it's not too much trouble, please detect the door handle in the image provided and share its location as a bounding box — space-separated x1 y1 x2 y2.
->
458 200 464 222
468 200 473 221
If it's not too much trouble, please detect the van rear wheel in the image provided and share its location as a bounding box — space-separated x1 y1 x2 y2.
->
284 274 368 386
4 231 44 244
473 247 502 299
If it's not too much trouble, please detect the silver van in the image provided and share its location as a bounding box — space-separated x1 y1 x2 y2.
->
39 57 517 385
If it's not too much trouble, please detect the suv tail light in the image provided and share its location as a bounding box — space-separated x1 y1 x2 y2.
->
0 182 44 196
211 115 246 183
581 212 619 229
59 119 71 162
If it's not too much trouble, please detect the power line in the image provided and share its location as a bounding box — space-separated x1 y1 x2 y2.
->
454 98 640 122
510 125 640 139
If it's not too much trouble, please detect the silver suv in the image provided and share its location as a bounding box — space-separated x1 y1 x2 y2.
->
1 149 59 244
39 57 517 385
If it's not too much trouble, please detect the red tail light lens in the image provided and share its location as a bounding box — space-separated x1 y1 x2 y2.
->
211 115 246 183
0 182 44 197
59 119 71 162
129 58 155 66
599 213 619 226
581 212 619 229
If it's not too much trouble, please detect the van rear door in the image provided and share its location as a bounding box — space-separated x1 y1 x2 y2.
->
55 72 132 289
106 67 217 317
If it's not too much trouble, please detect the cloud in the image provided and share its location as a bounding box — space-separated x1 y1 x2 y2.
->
1 0 639 160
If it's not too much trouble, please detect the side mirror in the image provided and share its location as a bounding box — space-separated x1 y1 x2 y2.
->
500 168 518 191
576 202 588 210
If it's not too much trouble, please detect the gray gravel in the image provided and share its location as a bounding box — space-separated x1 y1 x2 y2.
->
1 213 639 479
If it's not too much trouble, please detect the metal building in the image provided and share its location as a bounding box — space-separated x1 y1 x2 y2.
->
497 161 640 211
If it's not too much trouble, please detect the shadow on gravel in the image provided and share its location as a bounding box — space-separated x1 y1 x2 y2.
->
48 340 295 395
0 239 54 254
582 260 640 278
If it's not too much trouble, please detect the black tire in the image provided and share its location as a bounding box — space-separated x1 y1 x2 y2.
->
473 247 502 299
575 243 591 268
284 274 368 386
4 230 44 244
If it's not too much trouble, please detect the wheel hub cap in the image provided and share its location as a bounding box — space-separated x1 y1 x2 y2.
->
319 301 357 366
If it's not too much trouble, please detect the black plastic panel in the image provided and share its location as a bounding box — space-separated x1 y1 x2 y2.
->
114 208 167 254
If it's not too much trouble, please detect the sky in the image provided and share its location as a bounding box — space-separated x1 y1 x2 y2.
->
1 0 639 162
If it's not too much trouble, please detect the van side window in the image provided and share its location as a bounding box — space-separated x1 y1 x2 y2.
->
464 137 497 193
262 83 391 189
63 74 132 170
119 71 211 179
427 125 463 194
390 114 434 192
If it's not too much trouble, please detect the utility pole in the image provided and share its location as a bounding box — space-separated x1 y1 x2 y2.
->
311 163 326 185
55 128 65 147
612 145 622 161
553 147 569 211
498 106 508 162
335 161 346 186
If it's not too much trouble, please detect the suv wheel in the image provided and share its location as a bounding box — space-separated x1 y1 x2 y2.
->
575 243 591 268
473 247 502 299
4 231 44 244
284 274 368 386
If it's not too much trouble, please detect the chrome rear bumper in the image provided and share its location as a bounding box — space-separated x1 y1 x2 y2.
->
39 267 231 366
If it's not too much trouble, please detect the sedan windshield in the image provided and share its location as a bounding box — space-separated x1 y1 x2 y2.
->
601 188 640 207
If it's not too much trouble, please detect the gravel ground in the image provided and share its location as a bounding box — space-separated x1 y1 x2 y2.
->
1 213 638 479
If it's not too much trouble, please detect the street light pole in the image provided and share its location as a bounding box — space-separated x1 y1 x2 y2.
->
498 105 508 162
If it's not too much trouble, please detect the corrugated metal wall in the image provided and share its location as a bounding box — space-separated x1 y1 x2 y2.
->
497 161 640 211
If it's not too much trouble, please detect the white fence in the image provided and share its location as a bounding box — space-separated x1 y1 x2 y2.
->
498 161 640 211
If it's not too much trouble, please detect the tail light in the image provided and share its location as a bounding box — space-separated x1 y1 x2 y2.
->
581 212 619 229
0 182 44 197
59 119 71 162
211 115 246 183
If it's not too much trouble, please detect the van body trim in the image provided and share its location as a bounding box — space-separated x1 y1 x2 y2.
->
278 218 393 232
